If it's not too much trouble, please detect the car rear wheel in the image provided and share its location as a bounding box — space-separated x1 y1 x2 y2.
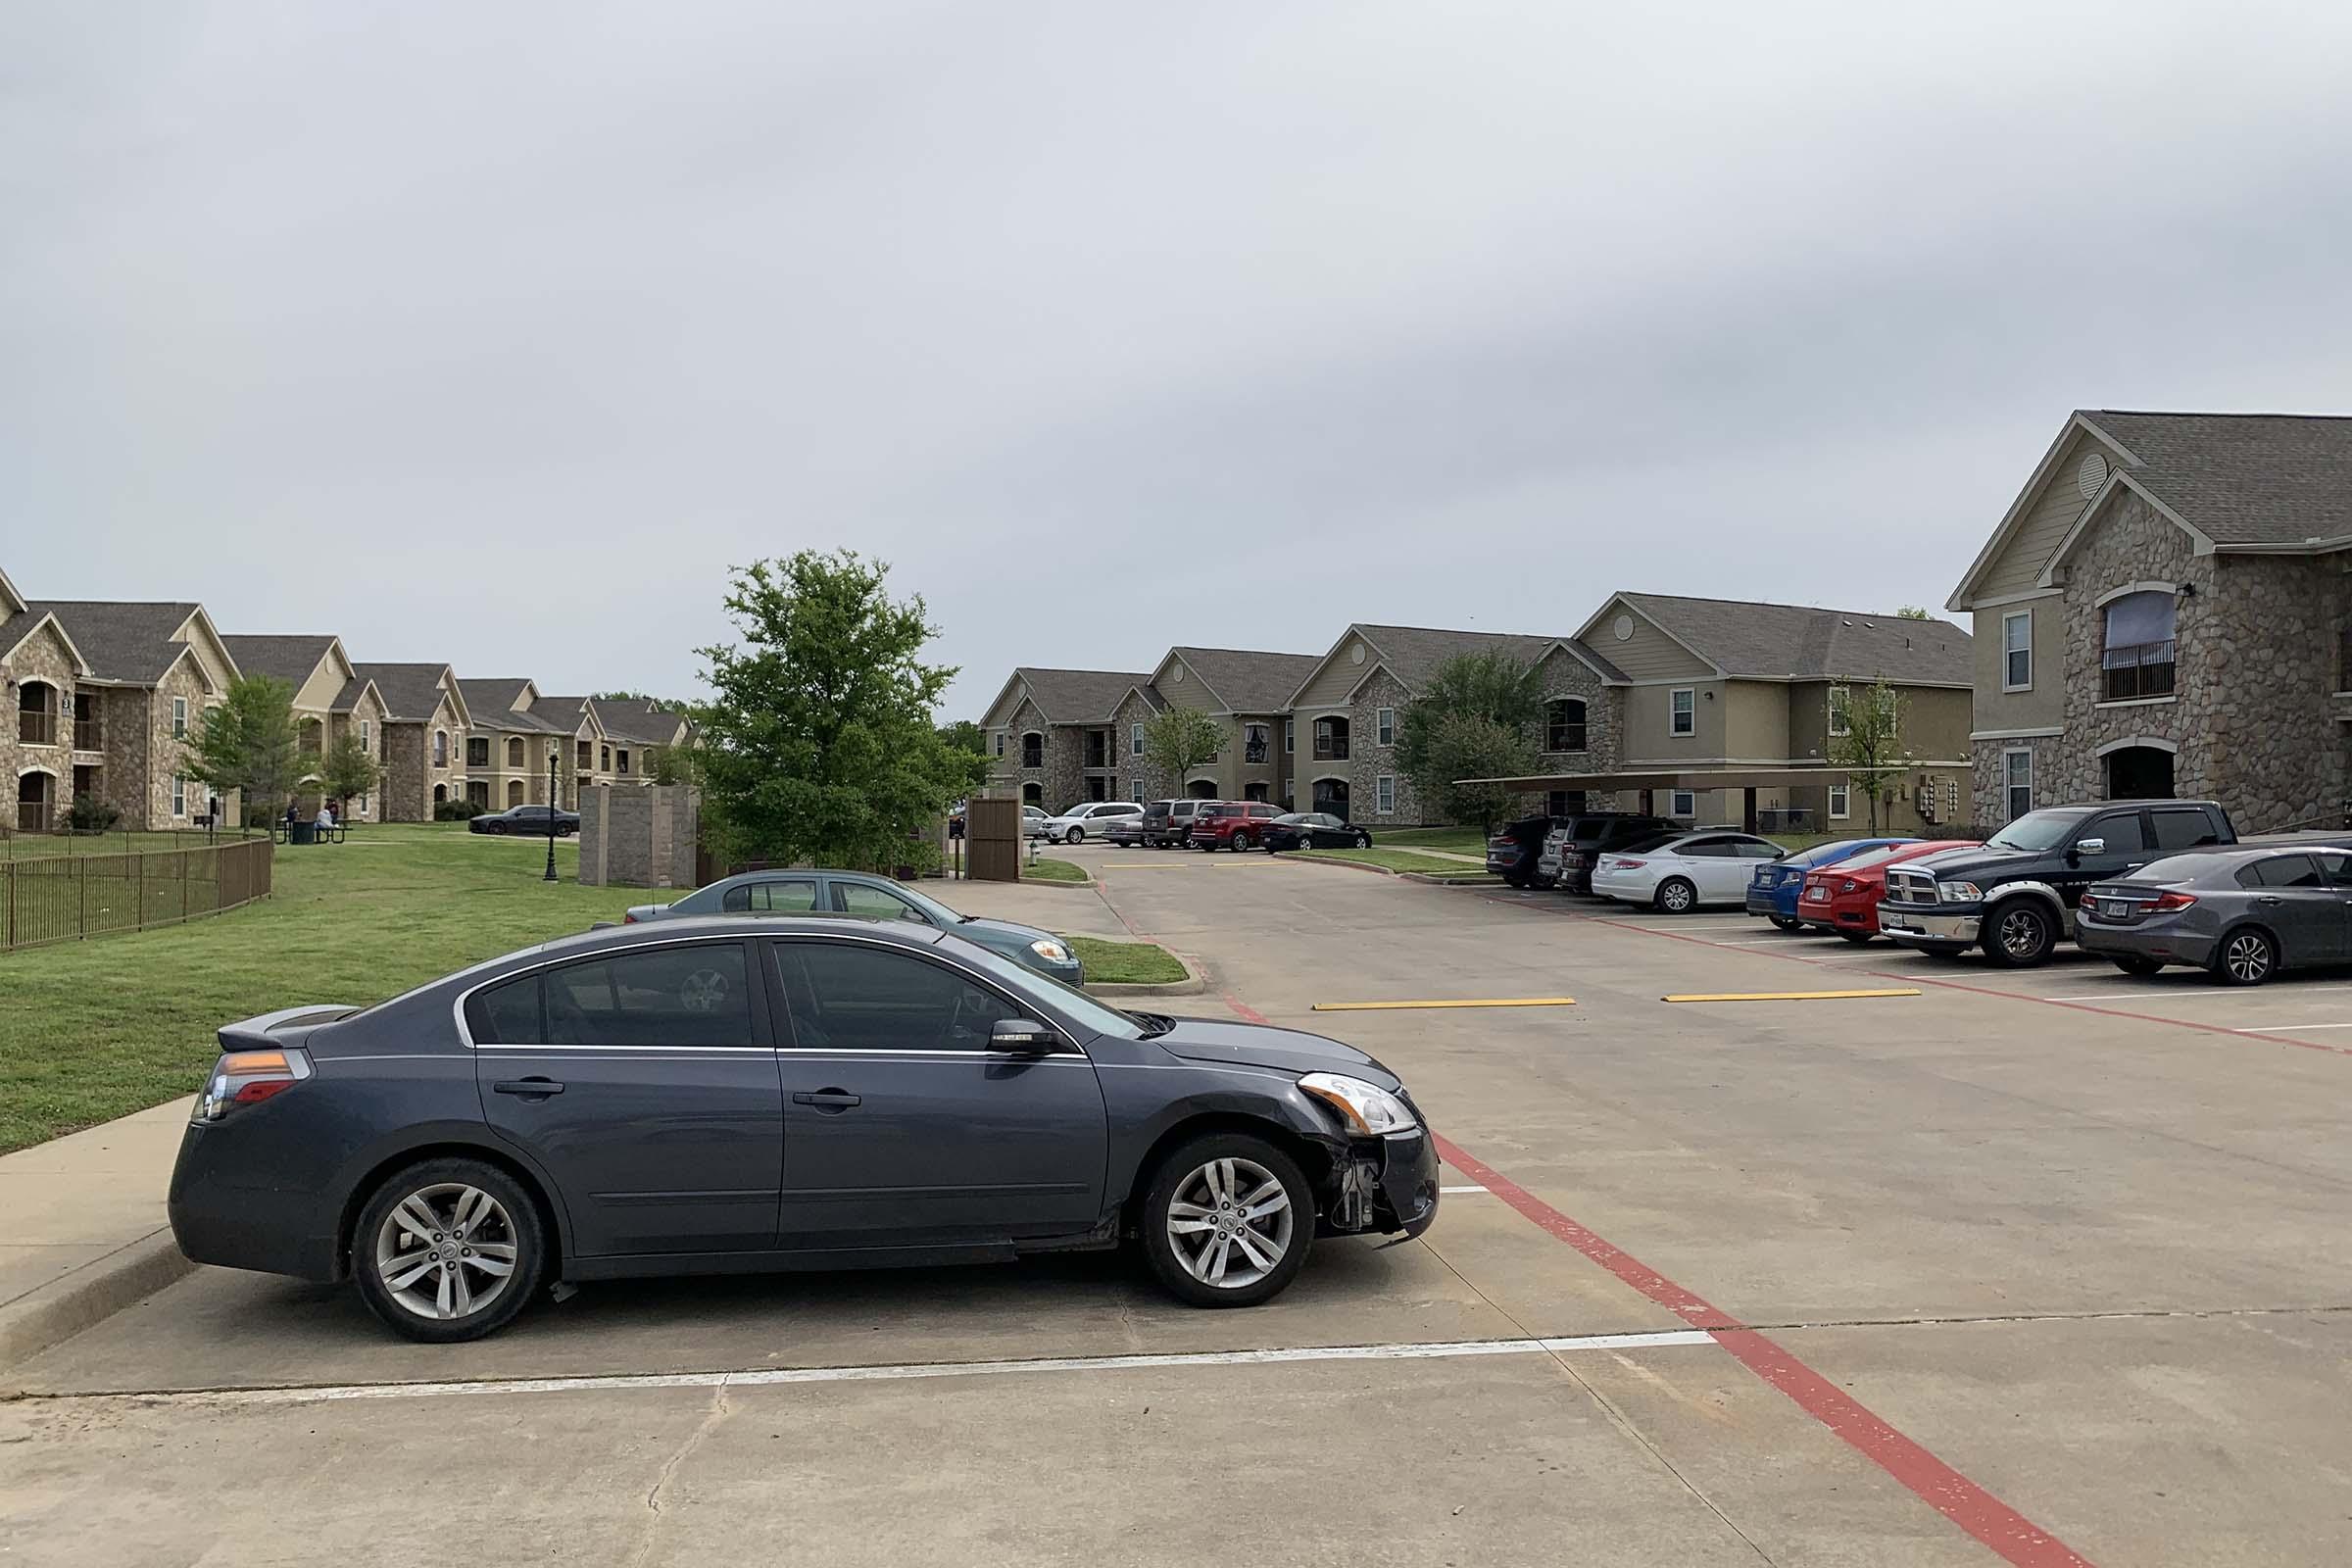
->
1653 877 1696 913
1838 931 1875 945
1231 830 1253 852
353 1157 546 1343
2211 927 2277 986
2112 955 2163 977
1984 902 2056 966
1139 1134 1311 1308
1769 914 1803 932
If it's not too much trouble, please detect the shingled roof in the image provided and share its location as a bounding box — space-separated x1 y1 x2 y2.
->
350 662 460 723
1014 667 1158 724
590 697 691 745
31 601 210 685
1615 594 1972 685
1166 647 1323 712
1353 625 1626 692
460 678 534 716
219 634 339 690
2078 411 2352 548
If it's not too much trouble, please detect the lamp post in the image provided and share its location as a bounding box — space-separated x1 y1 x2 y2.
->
544 747 559 882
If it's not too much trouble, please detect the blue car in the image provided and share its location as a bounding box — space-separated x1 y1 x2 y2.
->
1746 837 1917 929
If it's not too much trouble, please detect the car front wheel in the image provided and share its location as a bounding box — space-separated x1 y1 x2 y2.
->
353 1157 546 1343
1353 832 1370 849
1064 827 1084 844
1984 902 2055 967
1654 877 1696 913
1139 1134 1311 1308
1769 915 1803 932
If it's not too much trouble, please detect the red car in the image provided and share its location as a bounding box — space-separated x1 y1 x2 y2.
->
1190 800 1285 851
1798 840 1981 943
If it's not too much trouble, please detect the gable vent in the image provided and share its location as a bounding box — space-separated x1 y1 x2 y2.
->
2077 452 2110 500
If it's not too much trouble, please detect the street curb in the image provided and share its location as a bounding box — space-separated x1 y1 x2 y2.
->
1273 854 1500 888
0 1229 194 1375
1014 876 1097 891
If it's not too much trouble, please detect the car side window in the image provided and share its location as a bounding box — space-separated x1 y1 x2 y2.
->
474 973 542 1044
1737 841 1783 858
2247 854 2323 889
750 879 820 912
2320 851 2352 887
833 883 930 923
538 945 753 1048
2081 812 2150 852
770 941 1021 1053
1677 838 1728 858
2149 808 2220 852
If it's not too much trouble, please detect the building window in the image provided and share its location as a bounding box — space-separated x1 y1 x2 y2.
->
994 730 1004 757
360 719 371 753
1244 723 1268 764
2001 611 2033 691
467 736 490 767
1375 707 1395 746
617 749 630 775
1829 782 1850 820
171 696 188 740
507 736 524 768
1284 719 1294 755
1545 698 1587 753
600 745 612 771
1021 782 1042 806
1670 688 1694 737
1130 722 1144 758
2004 749 2034 821
1313 715 1349 760
2101 591 2178 701
1021 731 1043 768
358 792 368 814
1827 685 1851 737
172 775 187 816
17 681 59 746
1375 774 1396 815
1669 789 1695 818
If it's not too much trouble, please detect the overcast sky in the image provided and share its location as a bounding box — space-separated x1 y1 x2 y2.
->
7 3 2349 717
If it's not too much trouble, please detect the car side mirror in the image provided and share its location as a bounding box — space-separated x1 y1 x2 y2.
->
2073 837 2106 856
991 1018 1056 1054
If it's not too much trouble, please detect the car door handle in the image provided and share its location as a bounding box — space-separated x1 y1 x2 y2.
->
792 1090 861 1111
2253 896 2282 906
492 1078 564 1098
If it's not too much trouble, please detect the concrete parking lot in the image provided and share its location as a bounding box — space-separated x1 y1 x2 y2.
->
5 845 2349 1565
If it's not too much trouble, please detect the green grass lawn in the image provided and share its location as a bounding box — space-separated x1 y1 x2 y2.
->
0 822 641 1153
1062 935 1187 985
0 828 254 861
1021 857 1091 884
1294 847 1500 879
1375 826 1489 856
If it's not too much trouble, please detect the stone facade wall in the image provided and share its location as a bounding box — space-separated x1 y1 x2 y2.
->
380 695 470 821
1970 734 2062 829
2 623 81 831
987 698 1084 809
1111 690 1174 803
578 784 699 887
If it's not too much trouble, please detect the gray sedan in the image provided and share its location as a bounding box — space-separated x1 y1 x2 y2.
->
2076 843 2352 984
626 868 1083 984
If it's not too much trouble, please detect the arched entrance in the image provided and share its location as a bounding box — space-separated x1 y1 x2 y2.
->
507 778 525 808
18 769 56 833
1312 776 1350 818
1186 778 1217 800
433 784 448 806
1021 782 1043 807
2102 741 2176 800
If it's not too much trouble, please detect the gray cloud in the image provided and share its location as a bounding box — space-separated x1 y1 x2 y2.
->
5 1 2349 713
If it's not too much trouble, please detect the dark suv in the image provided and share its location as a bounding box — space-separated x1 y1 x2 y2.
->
1191 801 1284 851
1542 814 1681 895
1486 814 1567 888
1141 798 1208 849
1876 800 2236 966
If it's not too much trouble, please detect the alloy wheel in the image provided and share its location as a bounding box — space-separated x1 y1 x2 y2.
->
1658 878 1694 912
1164 1156 1295 1289
1997 906 2048 961
373 1183 520 1322
2222 931 2273 984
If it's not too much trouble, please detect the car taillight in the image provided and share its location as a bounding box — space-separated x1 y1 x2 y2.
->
194 1048 313 1123
1837 879 1858 894
622 911 638 924
2150 891 2197 912
1611 858 1645 869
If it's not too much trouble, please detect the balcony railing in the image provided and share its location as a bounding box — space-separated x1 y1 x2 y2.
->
1244 741 1269 763
74 718 101 751
19 710 56 747
1545 724 1587 753
2102 641 2177 702
1312 739 1348 761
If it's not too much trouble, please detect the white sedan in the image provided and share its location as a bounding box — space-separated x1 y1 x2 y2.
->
1588 830 1787 912
1037 801 1145 844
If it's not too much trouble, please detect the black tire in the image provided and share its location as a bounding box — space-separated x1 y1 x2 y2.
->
351 1156 548 1344
1353 832 1371 849
1838 930 1875 945
2112 955 2163 977
1064 827 1083 845
1769 914 1803 932
2210 926 2278 986
1503 871 1530 889
1653 877 1697 914
1983 901 2056 967
1138 1133 1313 1309
1231 831 1253 852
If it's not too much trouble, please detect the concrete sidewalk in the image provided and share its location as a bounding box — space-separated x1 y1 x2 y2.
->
0 1098 195 1368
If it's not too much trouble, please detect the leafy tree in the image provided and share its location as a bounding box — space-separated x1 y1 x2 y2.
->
1895 606 1934 620
320 733 381 816
1412 713 1539 835
936 718 989 756
1143 707 1225 789
185 675 301 823
1827 681 1913 834
1396 653 1546 826
694 550 988 872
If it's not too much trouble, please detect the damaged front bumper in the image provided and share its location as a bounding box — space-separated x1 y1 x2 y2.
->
1322 1127 1441 1240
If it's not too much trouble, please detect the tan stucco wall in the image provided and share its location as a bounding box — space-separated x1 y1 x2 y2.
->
1969 600 2065 733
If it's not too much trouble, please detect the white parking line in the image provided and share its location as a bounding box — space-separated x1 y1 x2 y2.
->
1440 1183 1490 1194
2233 1021 2352 1033
114 1331 1719 1407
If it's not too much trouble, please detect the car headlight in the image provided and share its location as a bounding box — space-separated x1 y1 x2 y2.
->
1029 939 1071 964
1939 882 1982 903
1298 1072 1417 1136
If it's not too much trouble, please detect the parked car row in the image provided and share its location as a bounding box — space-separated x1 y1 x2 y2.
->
1033 796 1376 854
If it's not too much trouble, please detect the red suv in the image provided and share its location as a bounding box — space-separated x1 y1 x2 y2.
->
1190 801 1284 851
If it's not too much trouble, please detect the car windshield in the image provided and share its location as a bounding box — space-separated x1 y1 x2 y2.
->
1274 812 1307 823
950 940 1146 1041
1984 809 2090 853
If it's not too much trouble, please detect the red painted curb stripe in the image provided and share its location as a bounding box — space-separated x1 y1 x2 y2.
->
1217 985 2096 1567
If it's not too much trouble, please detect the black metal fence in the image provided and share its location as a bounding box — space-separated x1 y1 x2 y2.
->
1 837 274 952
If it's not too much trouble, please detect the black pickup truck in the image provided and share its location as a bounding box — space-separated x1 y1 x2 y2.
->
1875 800 2235 966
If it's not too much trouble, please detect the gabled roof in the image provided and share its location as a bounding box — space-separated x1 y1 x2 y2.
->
1609 593 1972 686
326 677 383 717
352 662 471 726
533 696 603 739
589 697 691 746
0 567 24 618
0 609 92 677
1162 647 1323 713
460 678 536 716
1003 667 1159 726
220 634 344 690
32 601 216 686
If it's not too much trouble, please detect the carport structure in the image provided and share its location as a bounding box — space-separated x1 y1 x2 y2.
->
1459 763 1950 833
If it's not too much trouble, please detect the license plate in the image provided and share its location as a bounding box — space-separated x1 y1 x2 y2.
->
1805 888 1827 902
2103 900 2130 918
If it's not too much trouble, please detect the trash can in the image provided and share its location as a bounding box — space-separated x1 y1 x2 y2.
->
290 820 318 846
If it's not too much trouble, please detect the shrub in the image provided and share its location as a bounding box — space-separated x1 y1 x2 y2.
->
66 793 122 833
434 799 485 821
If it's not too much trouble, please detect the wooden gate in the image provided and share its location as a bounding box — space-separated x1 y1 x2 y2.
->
965 796 1020 882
